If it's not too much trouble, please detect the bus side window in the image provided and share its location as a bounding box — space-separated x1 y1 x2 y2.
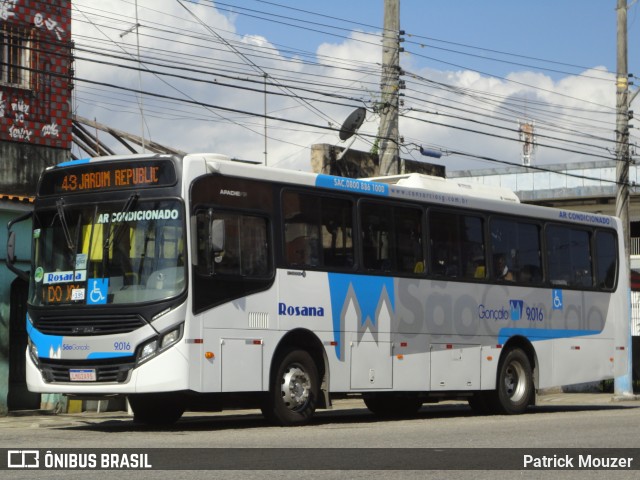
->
194 210 270 277
595 230 617 289
286 234 316 266
360 203 392 271
490 217 541 284
428 210 458 277
428 210 484 279
359 202 424 275
282 190 353 269
546 225 592 288
395 208 424 274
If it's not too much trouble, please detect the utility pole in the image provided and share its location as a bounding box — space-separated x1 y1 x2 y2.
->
615 0 633 396
120 0 146 153
518 120 536 166
264 73 268 166
378 0 402 175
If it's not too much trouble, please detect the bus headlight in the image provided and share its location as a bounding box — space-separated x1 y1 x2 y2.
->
161 327 181 349
28 339 39 366
137 323 183 365
139 339 158 363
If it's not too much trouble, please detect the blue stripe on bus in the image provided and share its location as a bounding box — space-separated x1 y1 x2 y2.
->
27 317 135 361
56 158 91 167
27 319 63 359
315 174 389 196
498 327 601 345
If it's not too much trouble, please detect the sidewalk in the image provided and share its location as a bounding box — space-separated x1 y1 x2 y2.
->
1 392 638 429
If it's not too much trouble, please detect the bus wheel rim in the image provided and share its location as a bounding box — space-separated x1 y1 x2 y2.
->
280 364 311 411
504 361 527 403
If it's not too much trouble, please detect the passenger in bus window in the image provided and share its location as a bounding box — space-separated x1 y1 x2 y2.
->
286 234 320 266
473 257 486 279
287 236 310 265
433 247 448 275
496 255 514 281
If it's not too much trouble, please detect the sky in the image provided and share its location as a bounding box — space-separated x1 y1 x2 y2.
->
71 0 640 173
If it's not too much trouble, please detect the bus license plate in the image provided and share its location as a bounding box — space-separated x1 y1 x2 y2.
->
69 369 96 382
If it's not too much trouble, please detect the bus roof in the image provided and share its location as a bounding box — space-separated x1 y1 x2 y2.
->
201 156 520 204
366 173 520 203
201 156 617 229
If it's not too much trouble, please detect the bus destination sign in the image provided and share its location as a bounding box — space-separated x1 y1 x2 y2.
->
39 160 178 196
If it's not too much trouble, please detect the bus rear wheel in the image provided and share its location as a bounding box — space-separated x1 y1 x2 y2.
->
262 349 319 426
128 393 185 426
491 348 534 414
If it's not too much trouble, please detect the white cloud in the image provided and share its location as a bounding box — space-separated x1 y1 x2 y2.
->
72 1 618 174
400 62 616 171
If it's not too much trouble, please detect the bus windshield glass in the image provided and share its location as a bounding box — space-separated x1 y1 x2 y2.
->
30 198 186 306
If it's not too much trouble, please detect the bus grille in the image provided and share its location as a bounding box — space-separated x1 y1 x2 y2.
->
39 357 135 383
33 314 147 336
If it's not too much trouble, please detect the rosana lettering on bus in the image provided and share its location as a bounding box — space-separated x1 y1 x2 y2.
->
278 302 325 317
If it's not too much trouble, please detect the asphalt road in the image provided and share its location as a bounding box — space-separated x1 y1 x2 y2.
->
1 393 639 480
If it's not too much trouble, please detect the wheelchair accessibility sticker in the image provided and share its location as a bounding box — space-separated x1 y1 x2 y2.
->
552 289 563 310
87 279 108 305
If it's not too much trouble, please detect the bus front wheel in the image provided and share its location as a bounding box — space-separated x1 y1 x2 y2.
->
492 348 534 414
263 349 319 426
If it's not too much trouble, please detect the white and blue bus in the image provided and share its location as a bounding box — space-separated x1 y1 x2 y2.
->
7 153 629 425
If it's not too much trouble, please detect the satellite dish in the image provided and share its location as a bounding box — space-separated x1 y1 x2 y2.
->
339 107 366 141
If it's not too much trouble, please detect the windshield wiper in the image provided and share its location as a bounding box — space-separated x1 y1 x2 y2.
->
55 198 75 252
104 194 139 250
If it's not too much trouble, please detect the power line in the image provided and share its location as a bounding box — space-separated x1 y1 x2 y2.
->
69 0 629 177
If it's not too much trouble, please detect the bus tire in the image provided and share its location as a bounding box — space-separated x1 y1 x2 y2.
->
263 349 319 426
363 393 423 417
492 348 533 414
128 393 185 426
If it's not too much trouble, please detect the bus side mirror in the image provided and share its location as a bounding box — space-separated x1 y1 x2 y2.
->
210 218 225 254
6 211 32 282
7 230 17 263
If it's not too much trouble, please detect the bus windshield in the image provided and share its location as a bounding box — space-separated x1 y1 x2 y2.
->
30 198 186 306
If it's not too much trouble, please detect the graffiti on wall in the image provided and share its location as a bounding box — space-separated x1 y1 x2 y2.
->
34 12 65 40
0 0 71 148
0 0 18 21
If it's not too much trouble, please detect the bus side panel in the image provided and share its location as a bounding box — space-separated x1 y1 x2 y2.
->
392 334 429 391
198 287 279 393
530 340 553 390
479 345 502 390
550 338 614 387
430 344 480 390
